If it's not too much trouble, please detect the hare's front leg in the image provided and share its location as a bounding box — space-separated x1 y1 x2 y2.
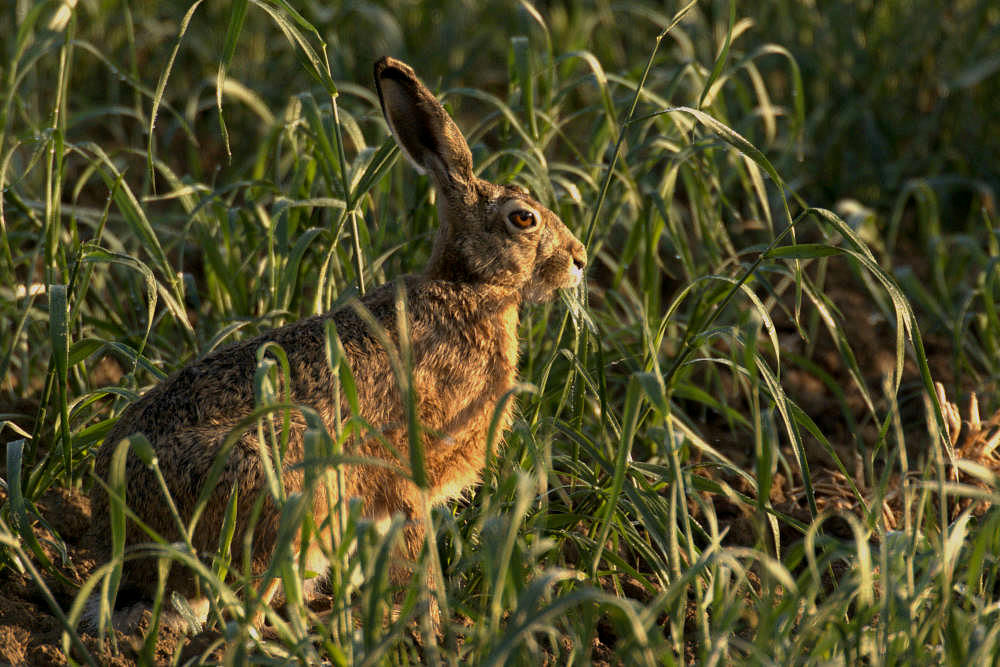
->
364 478 441 628
395 506 442 629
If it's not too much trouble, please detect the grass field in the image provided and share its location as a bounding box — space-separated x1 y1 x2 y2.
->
2 0 999 664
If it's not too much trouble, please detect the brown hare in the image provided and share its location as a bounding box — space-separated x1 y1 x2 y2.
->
86 56 587 630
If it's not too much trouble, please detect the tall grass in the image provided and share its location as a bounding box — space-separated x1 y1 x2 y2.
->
1 0 998 664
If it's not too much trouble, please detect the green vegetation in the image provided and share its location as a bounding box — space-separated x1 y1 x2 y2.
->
2 0 999 664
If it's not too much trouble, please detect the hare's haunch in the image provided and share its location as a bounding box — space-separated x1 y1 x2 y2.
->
88 56 586 627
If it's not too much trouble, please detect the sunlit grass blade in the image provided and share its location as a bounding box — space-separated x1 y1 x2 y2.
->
47 285 72 482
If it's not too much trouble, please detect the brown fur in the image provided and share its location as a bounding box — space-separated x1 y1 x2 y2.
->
88 57 586 618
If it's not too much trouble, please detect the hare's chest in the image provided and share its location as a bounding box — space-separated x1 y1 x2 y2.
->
411 309 518 428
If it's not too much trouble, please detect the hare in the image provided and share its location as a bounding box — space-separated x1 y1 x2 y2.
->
86 56 586 630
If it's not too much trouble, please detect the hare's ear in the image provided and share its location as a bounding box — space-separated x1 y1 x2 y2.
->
374 57 474 190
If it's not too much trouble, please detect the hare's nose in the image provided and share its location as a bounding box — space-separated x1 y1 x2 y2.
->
571 243 587 271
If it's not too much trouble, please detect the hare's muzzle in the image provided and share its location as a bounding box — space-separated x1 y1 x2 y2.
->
568 243 587 287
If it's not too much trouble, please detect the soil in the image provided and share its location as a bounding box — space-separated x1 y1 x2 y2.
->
1 253 997 665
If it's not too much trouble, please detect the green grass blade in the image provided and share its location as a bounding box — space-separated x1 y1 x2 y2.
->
215 0 249 161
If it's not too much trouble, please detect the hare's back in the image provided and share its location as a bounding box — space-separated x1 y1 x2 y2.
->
100 296 393 455
96 279 416 491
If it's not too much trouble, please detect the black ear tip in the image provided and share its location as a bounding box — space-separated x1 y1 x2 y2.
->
374 56 414 84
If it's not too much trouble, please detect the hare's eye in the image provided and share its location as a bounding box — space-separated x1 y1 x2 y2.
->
508 209 537 229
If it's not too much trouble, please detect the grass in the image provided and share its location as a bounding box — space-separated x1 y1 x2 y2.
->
1 0 999 664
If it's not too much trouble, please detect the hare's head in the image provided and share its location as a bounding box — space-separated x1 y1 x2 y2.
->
374 57 586 303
